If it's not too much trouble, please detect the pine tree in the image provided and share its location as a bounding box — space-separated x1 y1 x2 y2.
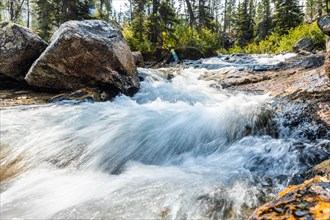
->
273 0 303 35
234 0 254 47
197 0 215 30
33 0 92 40
305 0 323 22
131 0 147 42
147 0 178 47
255 0 272 40
33 0 54 40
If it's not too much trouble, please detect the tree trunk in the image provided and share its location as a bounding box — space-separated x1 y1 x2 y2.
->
151 0 159 44
27 0 30 28
185 0 196 27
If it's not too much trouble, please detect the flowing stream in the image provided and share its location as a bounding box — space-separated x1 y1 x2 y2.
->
1 54 329 219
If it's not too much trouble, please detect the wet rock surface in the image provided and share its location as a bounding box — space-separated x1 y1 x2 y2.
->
0 21 48 81
197 53 330 133
25 20 140 97
48 88 102 103
0 89 56 107
248 176 330 220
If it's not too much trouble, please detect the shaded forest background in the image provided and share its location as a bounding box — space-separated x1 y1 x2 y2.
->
0 0 329 54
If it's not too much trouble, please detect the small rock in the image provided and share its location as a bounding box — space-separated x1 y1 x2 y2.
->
293 210 309 217
132 51 145 67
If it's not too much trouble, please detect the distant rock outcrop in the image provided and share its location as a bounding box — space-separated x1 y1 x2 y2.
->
175 47 205 60
317 15 330 36
0 21 48 81
25 20 140 97
292 37 314 53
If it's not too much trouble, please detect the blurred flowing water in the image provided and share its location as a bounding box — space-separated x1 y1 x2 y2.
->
1 54 329 219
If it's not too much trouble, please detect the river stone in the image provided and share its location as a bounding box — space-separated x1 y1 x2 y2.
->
317 15 330 36
25 20 140 97
292 37 314 52
0 21 48 81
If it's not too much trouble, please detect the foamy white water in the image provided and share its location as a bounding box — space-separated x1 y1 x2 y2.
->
1 54 328 219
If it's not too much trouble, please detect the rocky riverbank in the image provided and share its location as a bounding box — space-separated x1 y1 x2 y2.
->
195 52 330 219
199 53 330 133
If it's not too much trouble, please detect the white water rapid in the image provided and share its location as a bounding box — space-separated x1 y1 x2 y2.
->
1 54 329 219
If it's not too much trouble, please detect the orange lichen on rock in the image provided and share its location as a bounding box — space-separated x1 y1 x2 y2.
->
248 176 330 220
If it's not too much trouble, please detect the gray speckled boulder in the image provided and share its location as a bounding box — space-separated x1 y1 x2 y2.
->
318 15 330 36
25 20 140 97
292 37 314 52
0 21 48 81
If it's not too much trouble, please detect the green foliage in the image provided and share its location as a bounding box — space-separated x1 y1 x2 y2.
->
233 0 254 47
255 0 272 41
123 22 219 54
273 0 303 35
226 22 326 54
305 0 323 22
123 24 153 51
173 24 219 54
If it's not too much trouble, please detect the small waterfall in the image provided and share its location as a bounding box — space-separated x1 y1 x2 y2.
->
1 54 329 219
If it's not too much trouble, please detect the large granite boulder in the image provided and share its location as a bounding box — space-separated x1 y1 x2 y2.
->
25 20 140 97
0 21 48 81
292 37 314 53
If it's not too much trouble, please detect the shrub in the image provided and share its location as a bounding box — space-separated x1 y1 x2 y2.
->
226 22 326 54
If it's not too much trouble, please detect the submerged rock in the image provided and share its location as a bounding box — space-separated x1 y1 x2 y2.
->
292 37 314 53
0 21 48 81
25 20 140 98
249 176 330 220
